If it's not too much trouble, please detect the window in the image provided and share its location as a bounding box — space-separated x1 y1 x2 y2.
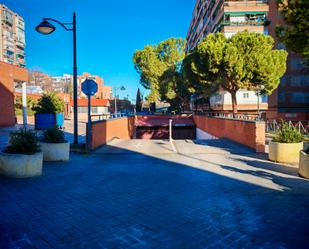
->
78 107 87 113
261 95 268 103
91 107 98 113
243 93 249 99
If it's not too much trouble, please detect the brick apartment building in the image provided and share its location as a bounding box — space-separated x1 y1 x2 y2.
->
0 4 26 68
186 0 309 120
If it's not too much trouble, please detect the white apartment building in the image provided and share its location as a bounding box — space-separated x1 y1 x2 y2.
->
0 4 26 67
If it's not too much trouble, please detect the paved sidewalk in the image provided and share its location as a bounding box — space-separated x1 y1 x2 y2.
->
1 139 309 248
0 120 86 151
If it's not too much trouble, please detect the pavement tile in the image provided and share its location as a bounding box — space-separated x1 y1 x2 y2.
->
1 139 309 248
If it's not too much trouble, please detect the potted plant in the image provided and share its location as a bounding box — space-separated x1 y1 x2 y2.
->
33 92 65 130
0 129 43 178
299 147 309 178
40 126 70 162
269 122 303 164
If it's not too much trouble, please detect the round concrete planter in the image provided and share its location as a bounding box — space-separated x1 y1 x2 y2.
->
0 152 43 178
40 142 70 162
299 151 309 179
269 141 303 164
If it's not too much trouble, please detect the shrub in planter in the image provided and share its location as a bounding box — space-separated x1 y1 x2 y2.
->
299 147 309 178
33 93 65 130
269 122 303 164
0 129 43 178
40 126 70 162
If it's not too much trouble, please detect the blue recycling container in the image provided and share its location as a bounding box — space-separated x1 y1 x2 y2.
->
55 113 64 128
34 113 64 130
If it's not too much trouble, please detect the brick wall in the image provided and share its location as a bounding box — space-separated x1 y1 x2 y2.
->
89 117 135 150
0 62 29 127
193 115 265 152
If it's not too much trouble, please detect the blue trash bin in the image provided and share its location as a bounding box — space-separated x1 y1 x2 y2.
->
55 113 64 128
34 113 56 130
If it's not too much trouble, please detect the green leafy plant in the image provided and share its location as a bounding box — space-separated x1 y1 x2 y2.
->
273 122 303 143
4 129 40 155
15 96 37 116
42 126 67 143
33 92 65 114
184 31 288 114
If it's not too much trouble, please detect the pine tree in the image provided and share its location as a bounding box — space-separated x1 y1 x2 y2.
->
135 88 142 112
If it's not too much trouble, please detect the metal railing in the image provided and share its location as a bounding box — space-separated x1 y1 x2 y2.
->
266 120 309 135
90 113 130 122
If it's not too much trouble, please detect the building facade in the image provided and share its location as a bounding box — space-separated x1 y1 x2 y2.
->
187 0 270 113
51 74 72 93
0 4 26 67
187 0 309 120
186 0 269 51
266 0 309 121
0 61 28 126
29 71 53 92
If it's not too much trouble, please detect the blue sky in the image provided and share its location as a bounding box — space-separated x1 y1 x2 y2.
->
3 0 194 101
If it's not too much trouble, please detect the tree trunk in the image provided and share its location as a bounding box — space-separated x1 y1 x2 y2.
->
231 91 238 116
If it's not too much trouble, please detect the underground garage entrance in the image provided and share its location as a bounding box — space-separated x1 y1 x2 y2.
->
134 115 196 140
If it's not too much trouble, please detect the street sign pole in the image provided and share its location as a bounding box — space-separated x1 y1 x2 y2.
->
87 92 91 151
81 79 98 151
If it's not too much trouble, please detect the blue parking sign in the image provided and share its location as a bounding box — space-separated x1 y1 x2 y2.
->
81 79 98 96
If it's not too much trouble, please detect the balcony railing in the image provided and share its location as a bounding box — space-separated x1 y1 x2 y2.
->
224 0 268 7
221 20 269 26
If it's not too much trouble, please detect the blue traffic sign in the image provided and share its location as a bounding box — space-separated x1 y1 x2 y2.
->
81 79 98 96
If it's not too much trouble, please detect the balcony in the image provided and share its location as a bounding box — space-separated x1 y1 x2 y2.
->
224 0 268 7
221 19 269 26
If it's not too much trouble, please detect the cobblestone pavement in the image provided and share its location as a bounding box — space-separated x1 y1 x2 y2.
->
1 139 309 248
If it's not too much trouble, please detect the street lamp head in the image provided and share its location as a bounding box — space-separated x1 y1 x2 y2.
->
35 20 56 35
120 86 126 91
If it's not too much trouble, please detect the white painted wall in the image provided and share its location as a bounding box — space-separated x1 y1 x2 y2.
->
210 90 267 107
196 128 218 140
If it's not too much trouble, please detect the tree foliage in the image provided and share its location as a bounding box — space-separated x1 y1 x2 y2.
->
15 96 37 116
5 129 40 155
33 92 65 114
135 88 143 112
277 0 309 63
273 121 303 143
133 38 194 111
42 126 67 143
185 31 288 114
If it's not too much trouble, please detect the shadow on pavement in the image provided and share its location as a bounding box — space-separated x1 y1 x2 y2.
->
0 142 309 248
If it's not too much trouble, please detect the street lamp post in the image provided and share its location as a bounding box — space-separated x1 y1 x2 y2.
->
35 13 79 144
114 86 125 117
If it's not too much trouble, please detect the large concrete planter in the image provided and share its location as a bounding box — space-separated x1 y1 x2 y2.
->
0 152 43 178
40 142 70 162
269 141 303 164
299 151 309 178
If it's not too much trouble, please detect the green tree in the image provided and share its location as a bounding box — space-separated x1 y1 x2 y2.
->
187 31 288 114
135 88 143 112
33 92 65 114
133 38 192 110
15 96 37 116
277 0 309 63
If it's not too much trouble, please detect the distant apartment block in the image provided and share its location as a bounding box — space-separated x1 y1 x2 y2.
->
0 4 26 67
187 0 309 120
29 71 53 92
51 74 72 93
77 72 112 100
186 0 269 51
